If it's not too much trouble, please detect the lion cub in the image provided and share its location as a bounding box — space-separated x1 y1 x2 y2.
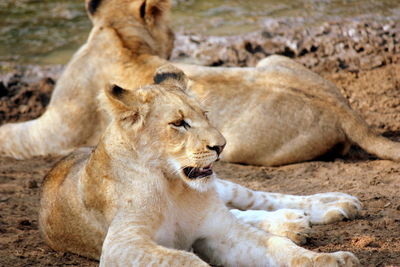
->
39 66 359 266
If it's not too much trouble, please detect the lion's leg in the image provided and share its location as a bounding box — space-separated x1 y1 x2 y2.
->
215 178 310 243
100 213 208 267
230 208 311 244
0 110 70 159
0 99 104 159
194 207 360 266
214 178 361 225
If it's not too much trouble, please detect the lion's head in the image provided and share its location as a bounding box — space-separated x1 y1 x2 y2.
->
85 0 174 59
103 65 226 191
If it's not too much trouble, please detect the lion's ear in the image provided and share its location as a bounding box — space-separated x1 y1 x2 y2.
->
105 84 131 108
153 64 188 91
135 0 171 26
102 85 142 126
85 0 103 16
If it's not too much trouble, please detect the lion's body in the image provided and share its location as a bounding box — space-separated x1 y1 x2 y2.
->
39 69 360 266
40 146 220 262
177 61 351 165
1 0 399 165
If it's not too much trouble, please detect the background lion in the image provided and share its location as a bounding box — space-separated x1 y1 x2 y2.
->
39 66 360 266
0 0 399 166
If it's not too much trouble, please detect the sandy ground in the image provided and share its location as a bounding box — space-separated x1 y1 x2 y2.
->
1 20 400 266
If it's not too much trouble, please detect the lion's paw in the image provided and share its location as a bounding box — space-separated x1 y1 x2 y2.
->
291 251 360 267
231 209 311 244
304 192 362 224
262 209 311 244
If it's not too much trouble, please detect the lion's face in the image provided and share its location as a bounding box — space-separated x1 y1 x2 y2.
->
86 0 174 59
104 65 226 191
151 89 226 191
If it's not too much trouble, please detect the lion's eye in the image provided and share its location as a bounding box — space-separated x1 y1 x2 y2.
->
170 119 190 129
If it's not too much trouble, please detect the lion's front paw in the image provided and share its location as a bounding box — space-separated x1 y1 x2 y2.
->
231 209 311 244
291 251 360 267
260 209 311 244
305 192 362 224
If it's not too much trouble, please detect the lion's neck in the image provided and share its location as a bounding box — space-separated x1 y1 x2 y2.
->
85 24 168 88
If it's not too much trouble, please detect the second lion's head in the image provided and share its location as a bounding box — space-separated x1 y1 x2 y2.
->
85 0 174 59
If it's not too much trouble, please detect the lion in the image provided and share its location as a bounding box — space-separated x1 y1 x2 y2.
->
1 0 399 166
39 66 361 266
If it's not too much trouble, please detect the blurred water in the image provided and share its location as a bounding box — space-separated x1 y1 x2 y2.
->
1 0 399 65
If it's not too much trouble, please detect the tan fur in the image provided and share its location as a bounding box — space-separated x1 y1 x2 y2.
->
39 68 359 266
1 0 398 166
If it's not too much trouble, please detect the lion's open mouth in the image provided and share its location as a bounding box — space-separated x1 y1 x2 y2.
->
183 165 213 179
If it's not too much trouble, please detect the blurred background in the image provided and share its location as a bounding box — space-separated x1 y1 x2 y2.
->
1 0 399 65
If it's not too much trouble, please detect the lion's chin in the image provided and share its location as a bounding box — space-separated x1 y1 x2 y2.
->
183 173 215 192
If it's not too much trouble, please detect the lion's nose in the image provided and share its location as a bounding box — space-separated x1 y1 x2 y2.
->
207 144 225 156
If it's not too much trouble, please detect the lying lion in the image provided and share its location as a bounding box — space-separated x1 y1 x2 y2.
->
39 66 361 266
1 0 399 166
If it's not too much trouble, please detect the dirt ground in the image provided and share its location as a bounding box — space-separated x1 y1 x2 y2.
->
1 20 400 267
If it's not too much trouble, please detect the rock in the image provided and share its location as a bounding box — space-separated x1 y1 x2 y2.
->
172 19 400 72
